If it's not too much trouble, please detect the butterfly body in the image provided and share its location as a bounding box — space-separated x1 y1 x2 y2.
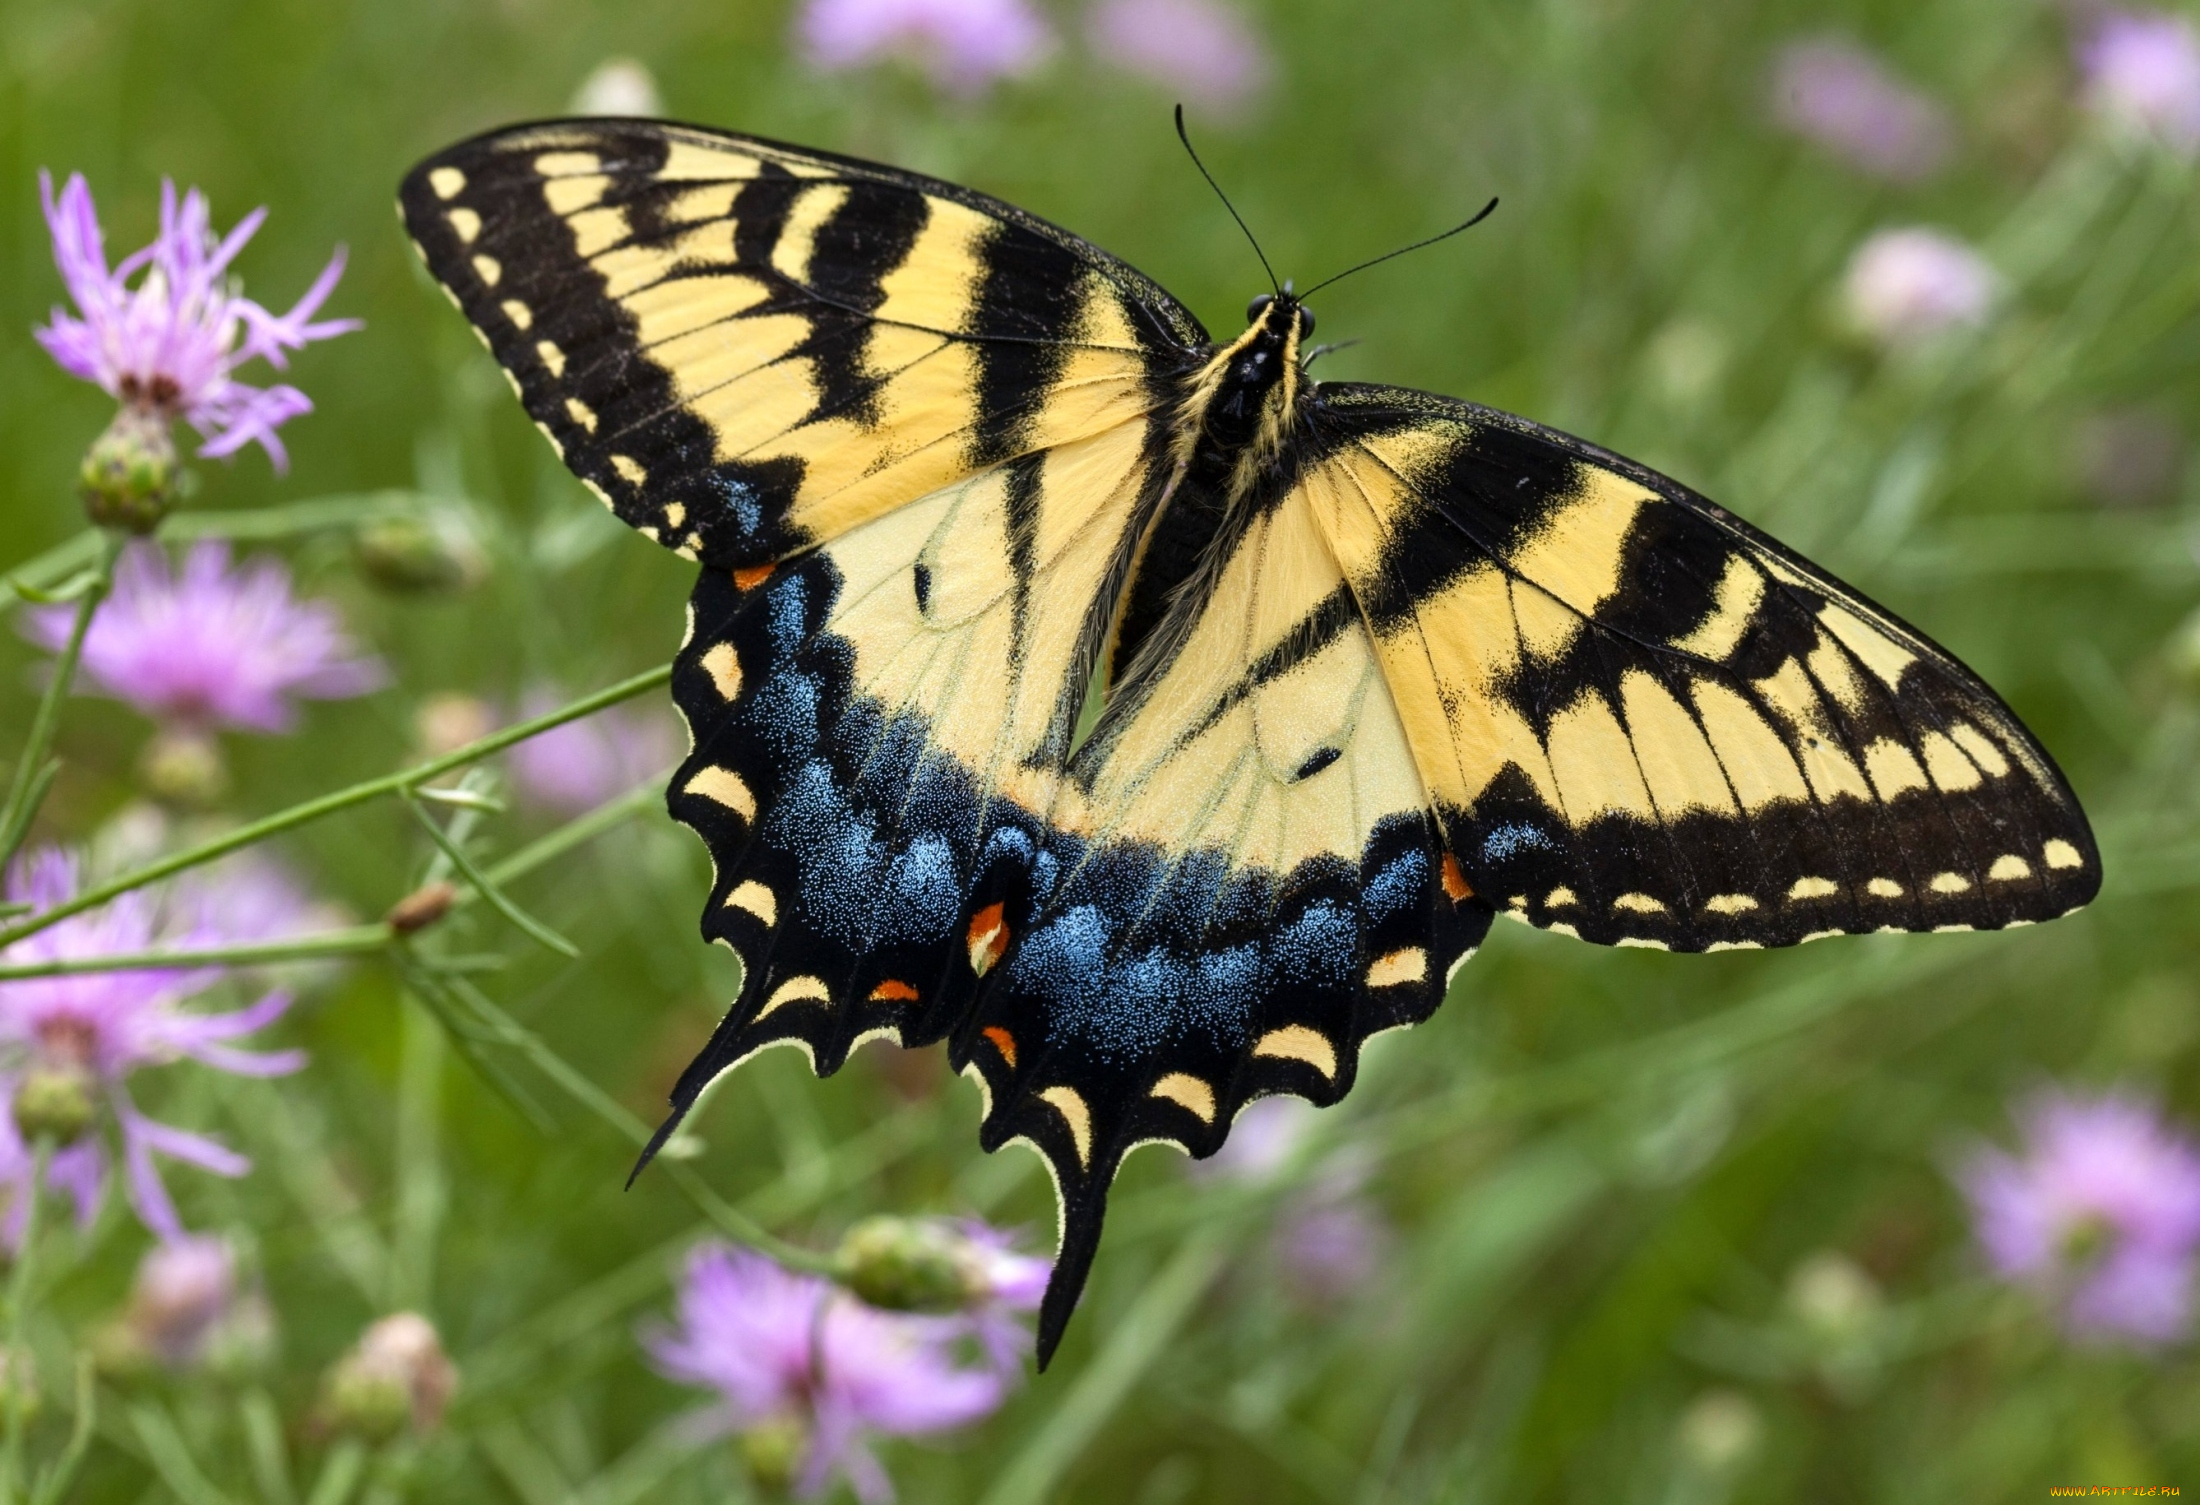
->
400 119 2099 1364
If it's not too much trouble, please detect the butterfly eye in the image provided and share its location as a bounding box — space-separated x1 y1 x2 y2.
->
1245 293 1274 325
1296 306 1316 339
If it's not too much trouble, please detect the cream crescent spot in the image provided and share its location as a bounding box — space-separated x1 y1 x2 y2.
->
2043 839 2083 871
1365 948 1427 988
1928 872 1973 894
1613 892 1666 914
1988 854 2032 882
472 254 501 286
1788 876 1839 900
611 453 647 485
1704 893 1758 914
684 766 756 821
756 974 828 1020
1149 1073 1216 1124
449 207 482 243
566 397 598 433
1039 1086 1093 1167
725 880 776 926
428 166 466 199
1866 877 1904 898
500 299 533 330
1252 1025 1336 1080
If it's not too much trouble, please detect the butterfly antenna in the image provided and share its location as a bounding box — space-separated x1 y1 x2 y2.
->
1298 197 1501 300
1175 104 1279 296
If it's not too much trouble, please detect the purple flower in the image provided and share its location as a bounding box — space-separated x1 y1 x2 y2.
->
1841 227 2000 347
506 687 680 815
647 1244 1012 1504
1277 1195 1390 1306
1959 1089 2200 1344
1086 0 1273 115
1769 37 1954 181
2079 10 2200 155
23 541 384 734
797 0 1053 96
0 848 306 1242
35 172 358 470
947 1220 1047 1371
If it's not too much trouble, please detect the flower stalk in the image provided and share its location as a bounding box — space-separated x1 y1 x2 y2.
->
0 533 123 869
1 1140 51 1505
0 664 672 953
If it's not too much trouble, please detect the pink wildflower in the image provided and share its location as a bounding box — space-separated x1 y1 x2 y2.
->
797 0 1053 96
23 541 384 734
1960 1089 2200 1344
0 848 306 1242
2079 10 2200 154
506 686 680 814
1087 0 1274 114
1769 37 1954 181
34 172 358 470
646 1244 1013 1504
1841 227 2000 347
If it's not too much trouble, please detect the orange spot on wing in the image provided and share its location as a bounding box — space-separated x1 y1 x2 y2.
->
1441 853 1474 902
732 564 774 591
868 978 919 1003
966 901 1009 977
982 1026 1017 1068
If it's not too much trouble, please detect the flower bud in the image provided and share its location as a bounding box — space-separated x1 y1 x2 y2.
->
12 1064 97 1146
319 1312 456 1440
128 1235 235 1366
386 881 458 935
78 406 181 534
1785 1251 1883 1345
735 1416 807 1496
352 512 487 596
139 726 229 807
1675 1389 1761 1476
835 1216 973 1313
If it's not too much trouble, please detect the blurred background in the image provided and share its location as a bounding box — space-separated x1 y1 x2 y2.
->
2 0 2198 1499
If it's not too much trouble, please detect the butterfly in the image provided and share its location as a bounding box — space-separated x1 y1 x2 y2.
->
400 118 2099 1365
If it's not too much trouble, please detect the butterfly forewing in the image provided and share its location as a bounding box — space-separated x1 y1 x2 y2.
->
399 120 1203 568
1304 384 2100 950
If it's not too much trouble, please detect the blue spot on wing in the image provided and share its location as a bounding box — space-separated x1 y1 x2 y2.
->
1362 849 1428 919
1481 823 1554 862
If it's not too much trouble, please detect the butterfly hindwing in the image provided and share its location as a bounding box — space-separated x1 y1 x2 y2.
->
1301 384 2100 950
399 119 1203 568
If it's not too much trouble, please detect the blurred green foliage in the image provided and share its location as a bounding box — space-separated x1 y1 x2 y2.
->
1 0 2198 1499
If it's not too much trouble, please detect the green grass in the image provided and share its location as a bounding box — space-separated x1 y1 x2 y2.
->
1 0 2197 1499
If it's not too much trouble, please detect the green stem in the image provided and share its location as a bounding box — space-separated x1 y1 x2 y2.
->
0 663 671 952
303 1439 367 1505
0 533 123 868
27 1354 94 1505
0 492 472 599
2 1141 50 1505
0 779 664 981
408 968 834 1274
0 926 393 981
404 795 578 958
